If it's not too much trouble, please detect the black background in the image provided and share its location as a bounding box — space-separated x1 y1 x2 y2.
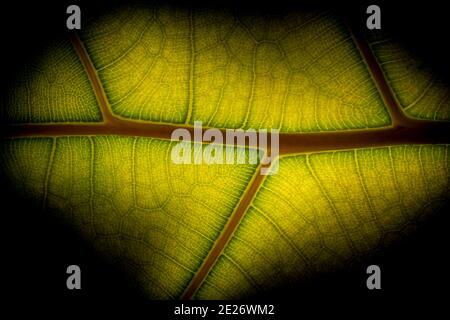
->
1 0 449 317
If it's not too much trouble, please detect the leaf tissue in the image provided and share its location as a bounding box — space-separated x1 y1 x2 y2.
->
1 5 449 300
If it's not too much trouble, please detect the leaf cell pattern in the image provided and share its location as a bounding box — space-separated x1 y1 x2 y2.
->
1 6 450 300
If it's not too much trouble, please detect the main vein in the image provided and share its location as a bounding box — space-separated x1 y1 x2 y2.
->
4 32 449 152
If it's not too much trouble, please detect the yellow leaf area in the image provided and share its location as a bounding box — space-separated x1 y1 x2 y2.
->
2 138 449 298
196 145 449 298
1 6 449 300
1 137 258 298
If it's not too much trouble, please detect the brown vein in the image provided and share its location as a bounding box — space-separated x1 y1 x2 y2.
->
181 162 267 300
348 22 410 127
70 32 117 124
4 122 450 154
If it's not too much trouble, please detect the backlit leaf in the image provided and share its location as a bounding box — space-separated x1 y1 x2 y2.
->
1 6 449 300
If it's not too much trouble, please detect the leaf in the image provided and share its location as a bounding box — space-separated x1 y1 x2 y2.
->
1 39 101 123
365 30 450 120
195 145 450 298
1 6 449 300
2 137 258 298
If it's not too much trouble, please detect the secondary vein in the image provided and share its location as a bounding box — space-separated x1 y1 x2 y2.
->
70 32 117 124
181 162 267 299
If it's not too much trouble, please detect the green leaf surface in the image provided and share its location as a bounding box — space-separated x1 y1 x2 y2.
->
1 6 449 300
